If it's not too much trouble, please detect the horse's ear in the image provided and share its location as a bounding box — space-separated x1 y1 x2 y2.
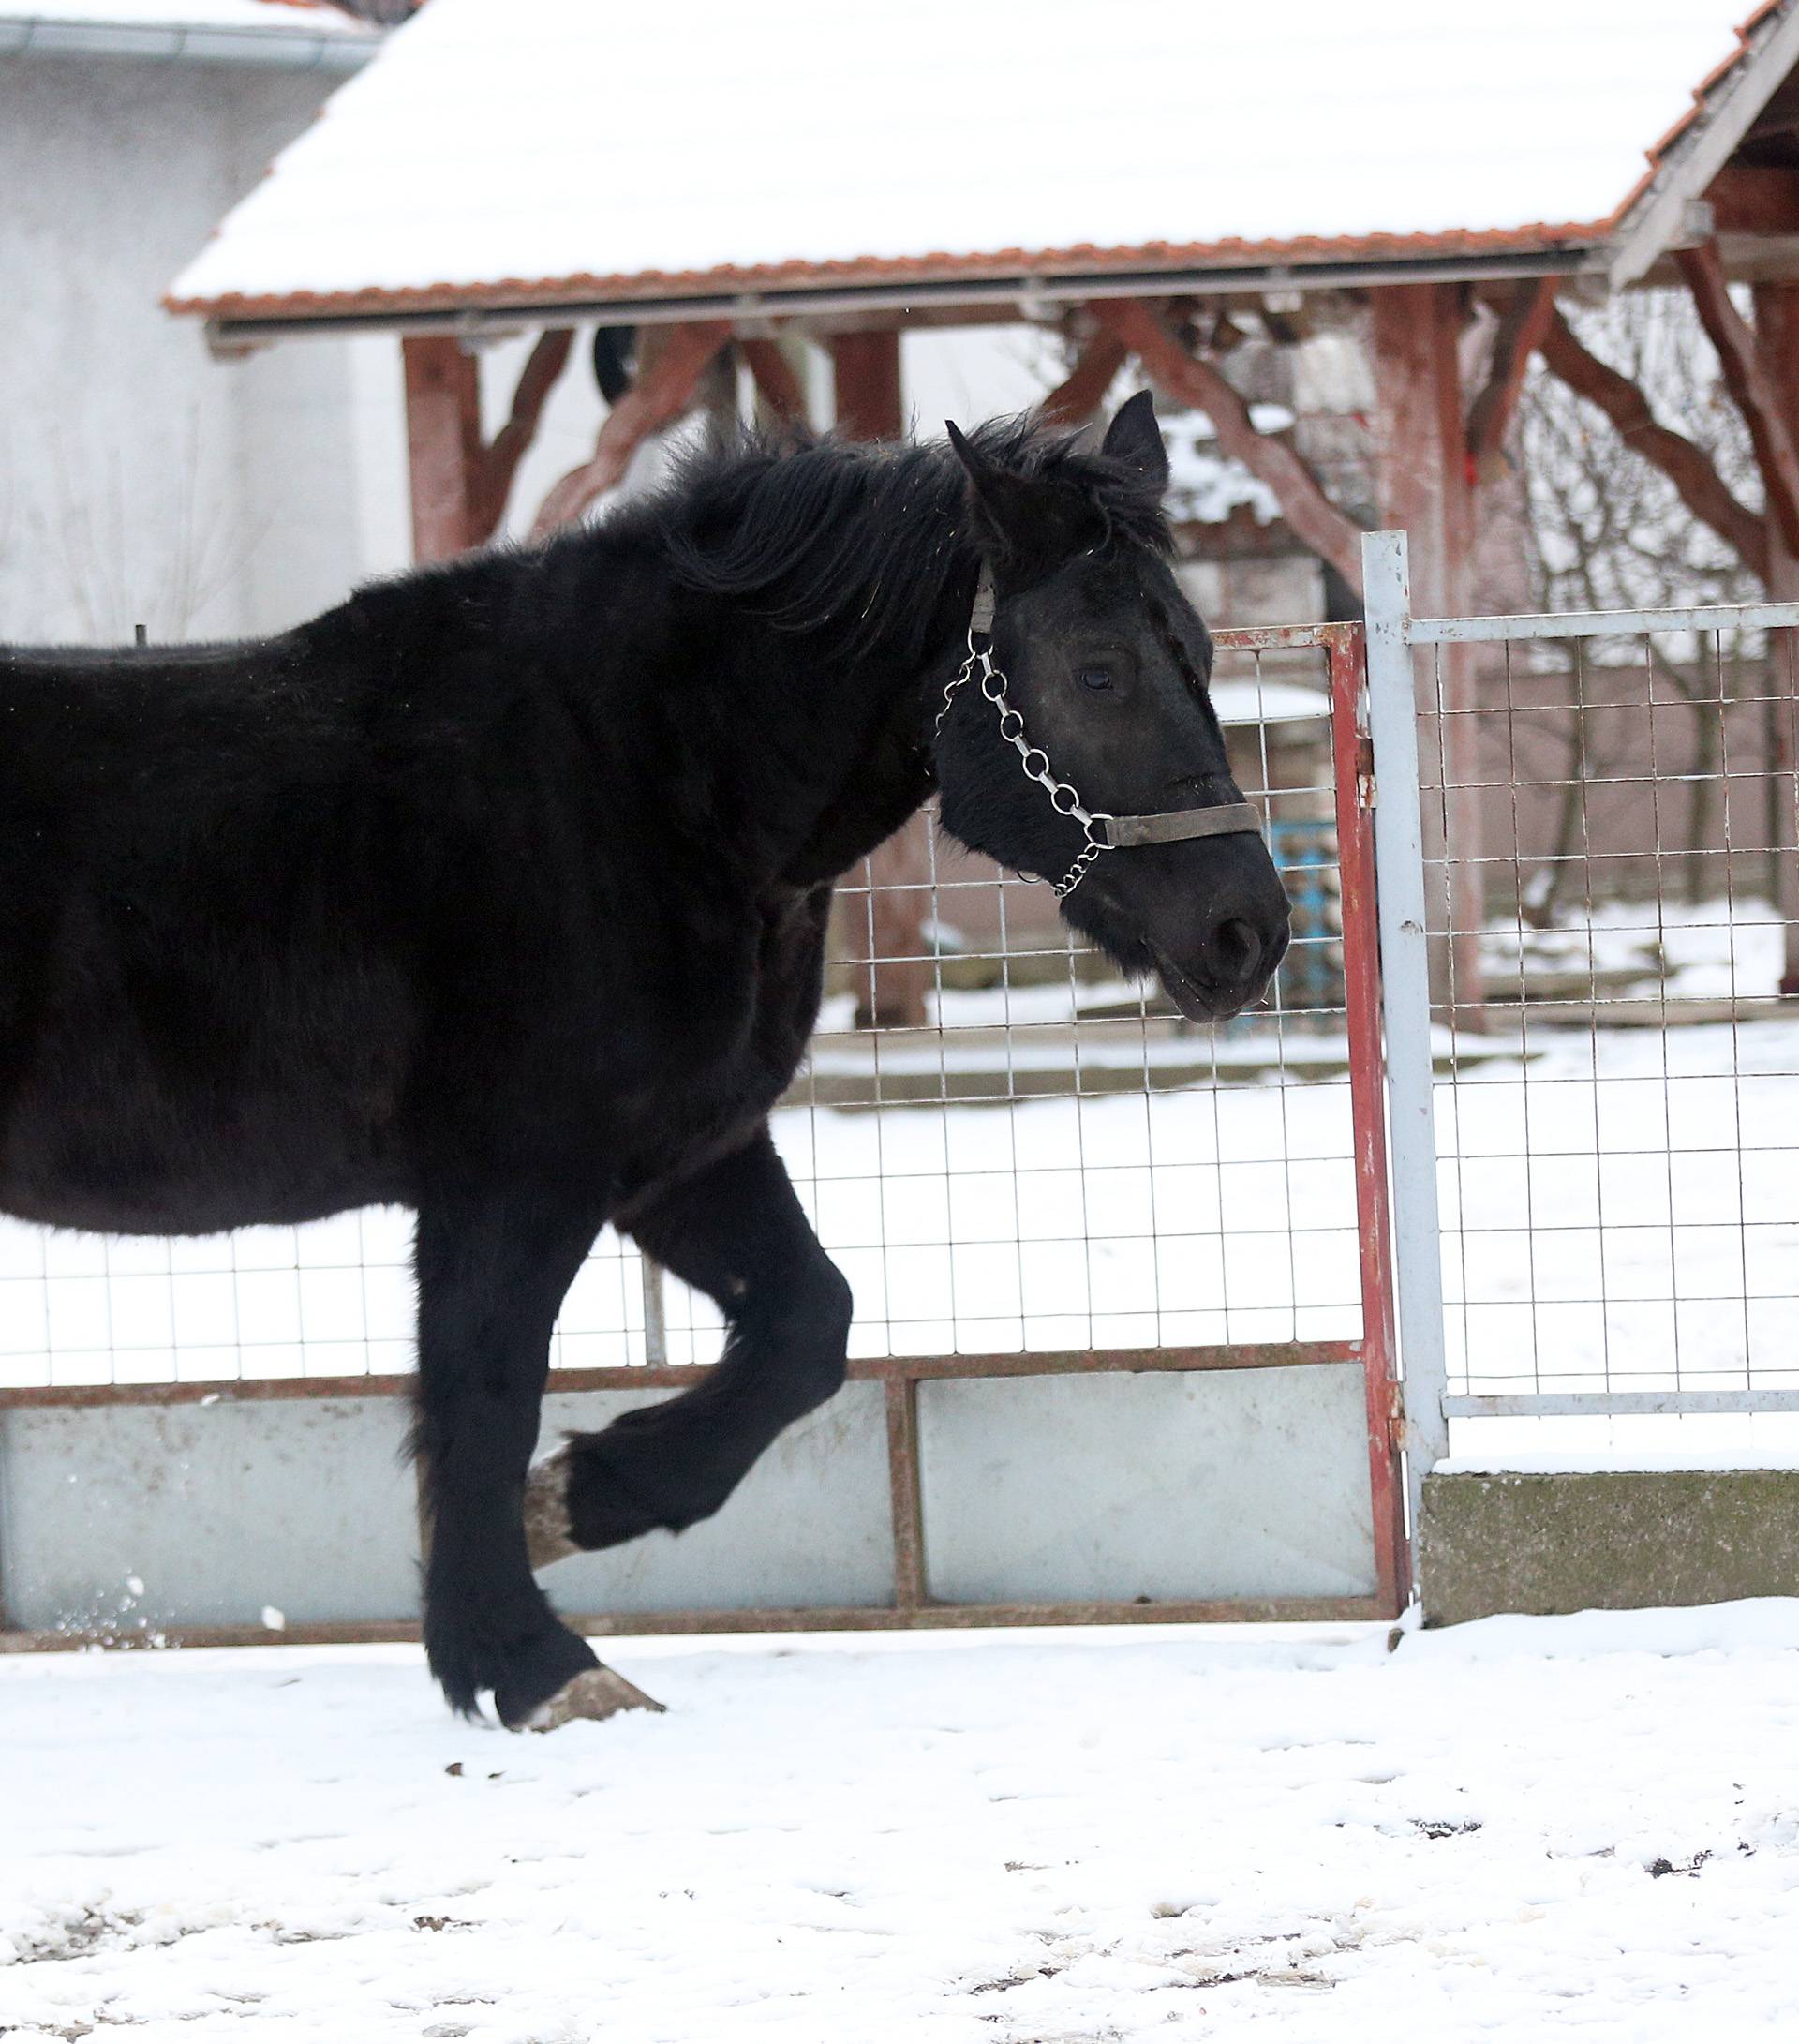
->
945 419 1042 560
1101 390 1169 491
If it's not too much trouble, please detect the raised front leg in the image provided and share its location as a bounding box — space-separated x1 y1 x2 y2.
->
412 1184 662 1728
525 1127 852 1564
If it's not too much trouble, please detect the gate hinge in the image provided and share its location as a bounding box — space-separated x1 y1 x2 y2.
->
1386 1380 1406 1452
1355 736 1377 810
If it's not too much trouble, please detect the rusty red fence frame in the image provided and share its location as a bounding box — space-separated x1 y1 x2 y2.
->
0 623 1407 1651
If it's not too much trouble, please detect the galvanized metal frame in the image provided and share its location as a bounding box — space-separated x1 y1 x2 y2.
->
1362 533 1453 1536
1366 527 1799 1434
0 619 1410 1649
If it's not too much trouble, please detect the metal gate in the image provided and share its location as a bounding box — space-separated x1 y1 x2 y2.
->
0 622 1407 1649
1362 529 1799 1471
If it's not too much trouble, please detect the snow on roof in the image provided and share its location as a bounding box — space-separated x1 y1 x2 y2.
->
3 0 367 32
168 0 1768 321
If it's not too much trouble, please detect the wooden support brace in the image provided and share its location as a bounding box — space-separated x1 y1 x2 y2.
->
1037 330 1127 427
1094 298 1365 596
1466 278 1559 478
470 328 573 542
1539 302 1770 581
1678 240 1799 559
739 337 809 425
530 320 732 536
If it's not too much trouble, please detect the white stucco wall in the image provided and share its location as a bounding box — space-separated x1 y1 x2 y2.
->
0 51 391 645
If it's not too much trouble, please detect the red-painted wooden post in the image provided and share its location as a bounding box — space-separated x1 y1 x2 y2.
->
832 331 934 1032
1752 281 1799 996
1369 283 1487 1028
402 336 483 563
831 330 903 443
1328 625 1409 1611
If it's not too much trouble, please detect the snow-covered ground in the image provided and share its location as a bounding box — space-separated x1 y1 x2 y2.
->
4 1606 1798 2040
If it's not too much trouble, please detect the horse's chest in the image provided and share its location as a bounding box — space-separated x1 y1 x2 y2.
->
740 886 832 1093
619 887 830 1176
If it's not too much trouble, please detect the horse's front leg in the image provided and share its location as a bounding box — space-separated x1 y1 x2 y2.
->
412 1184 663 1729
525 1126 852 1562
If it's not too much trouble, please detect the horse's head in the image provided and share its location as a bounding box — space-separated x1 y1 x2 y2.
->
932 394 1290 1022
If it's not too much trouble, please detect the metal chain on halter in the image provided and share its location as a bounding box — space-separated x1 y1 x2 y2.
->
936 627 1113 900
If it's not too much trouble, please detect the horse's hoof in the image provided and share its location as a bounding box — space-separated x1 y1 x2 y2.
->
523 1446 578 1569
522 1664 666 1732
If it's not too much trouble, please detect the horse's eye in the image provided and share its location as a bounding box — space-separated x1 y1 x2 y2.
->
1078 665 1114 693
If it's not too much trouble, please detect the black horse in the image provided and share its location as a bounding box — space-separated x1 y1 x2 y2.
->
0 395 1288 1728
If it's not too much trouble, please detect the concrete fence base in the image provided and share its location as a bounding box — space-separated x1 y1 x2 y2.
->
1420 1470 1799 1626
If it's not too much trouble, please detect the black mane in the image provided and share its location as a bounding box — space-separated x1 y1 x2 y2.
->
601 415 1174 665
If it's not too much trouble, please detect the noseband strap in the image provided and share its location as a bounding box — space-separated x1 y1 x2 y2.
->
1093 805 1261 849
937 564 1262 899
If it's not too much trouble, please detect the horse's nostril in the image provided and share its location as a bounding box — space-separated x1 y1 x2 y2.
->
1214 916 1261 983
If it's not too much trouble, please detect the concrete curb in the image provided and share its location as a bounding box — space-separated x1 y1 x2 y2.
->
1420 1469 1799 1626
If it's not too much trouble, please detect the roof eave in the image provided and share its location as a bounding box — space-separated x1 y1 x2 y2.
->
178 236 1613 352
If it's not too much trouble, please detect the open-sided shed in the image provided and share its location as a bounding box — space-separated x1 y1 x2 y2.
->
164 0 1799 1007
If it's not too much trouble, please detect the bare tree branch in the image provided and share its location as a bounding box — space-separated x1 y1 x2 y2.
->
1538 303 1768 579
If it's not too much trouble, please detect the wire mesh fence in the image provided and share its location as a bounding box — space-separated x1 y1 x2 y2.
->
1412 603 1799 1422
0 641 1375 1395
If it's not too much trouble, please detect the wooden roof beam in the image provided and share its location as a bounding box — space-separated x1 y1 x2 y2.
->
1677 238 1799 558
1093 298 1365 597
1537 299 1769 580
530 320 731 536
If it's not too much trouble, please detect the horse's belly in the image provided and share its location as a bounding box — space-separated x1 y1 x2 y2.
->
0 971 414 1236
0 1080 408 1234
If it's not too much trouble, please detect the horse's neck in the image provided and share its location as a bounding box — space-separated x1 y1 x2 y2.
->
626 484 976 888
776 654 938 888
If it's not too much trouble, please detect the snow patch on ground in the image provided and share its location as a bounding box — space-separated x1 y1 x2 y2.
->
4 1612 1797 2039
1438 1444 1799 1475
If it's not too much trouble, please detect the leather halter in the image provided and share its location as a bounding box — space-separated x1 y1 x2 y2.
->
941 564 1263 898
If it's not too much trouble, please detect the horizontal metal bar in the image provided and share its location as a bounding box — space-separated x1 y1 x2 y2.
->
0 1594 1395 1656
1410 600 1799 644
0 1339 1362 1410
1212 621 1361 653
203 250 1597 351
1446 1391 1799 1416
